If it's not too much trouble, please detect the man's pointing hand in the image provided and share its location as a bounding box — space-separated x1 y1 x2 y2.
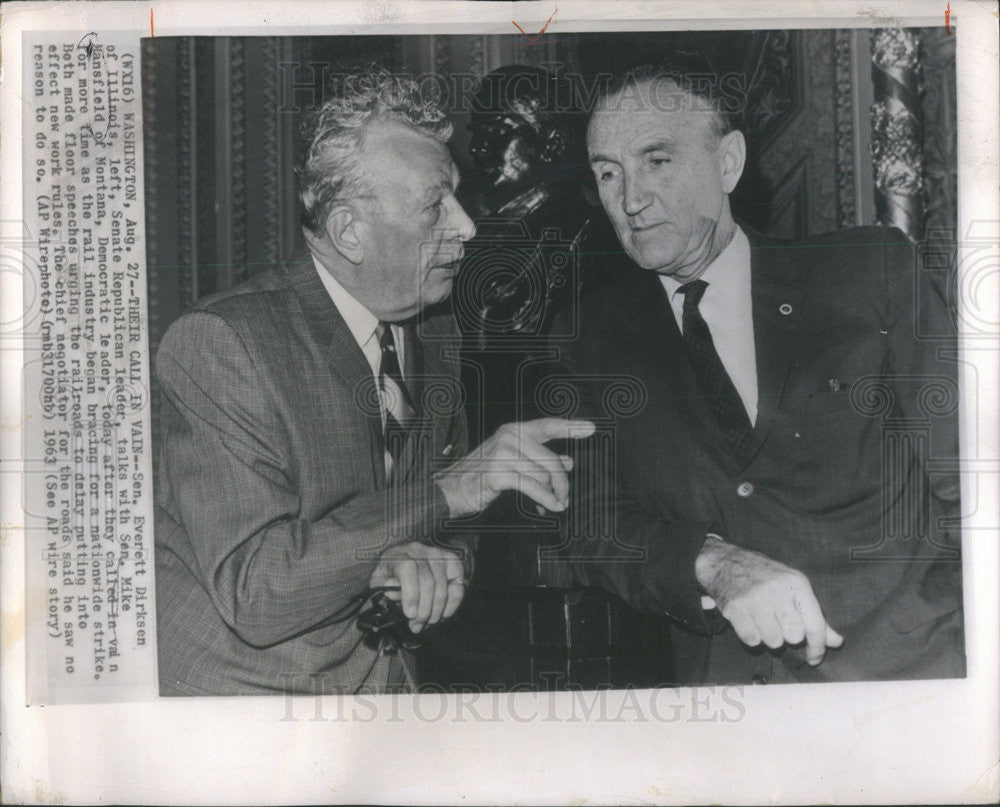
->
435 418 596 517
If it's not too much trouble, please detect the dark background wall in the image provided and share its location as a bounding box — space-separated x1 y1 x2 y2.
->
141 29 957 432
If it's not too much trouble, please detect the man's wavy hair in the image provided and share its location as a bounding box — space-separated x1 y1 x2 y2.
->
296 65 454 234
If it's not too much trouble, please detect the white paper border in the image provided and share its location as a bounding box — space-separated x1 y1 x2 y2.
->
2 1 997 803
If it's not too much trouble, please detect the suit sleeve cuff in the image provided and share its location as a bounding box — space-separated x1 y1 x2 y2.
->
426 479 476 581
637 522 723 635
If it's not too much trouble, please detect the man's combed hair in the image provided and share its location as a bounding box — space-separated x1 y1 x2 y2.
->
296 66 454 234
596 52 741 137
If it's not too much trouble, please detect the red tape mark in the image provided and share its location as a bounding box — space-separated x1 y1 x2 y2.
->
150 7 155 38
512 8 556 46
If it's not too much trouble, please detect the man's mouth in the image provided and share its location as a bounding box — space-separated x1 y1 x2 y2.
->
433 252 464 271
629 221 666 233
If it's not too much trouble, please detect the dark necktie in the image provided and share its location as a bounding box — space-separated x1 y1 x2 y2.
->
377 324 417 477
677 280 753 458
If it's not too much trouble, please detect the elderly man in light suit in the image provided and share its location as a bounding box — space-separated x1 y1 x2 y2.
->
154 68 593 696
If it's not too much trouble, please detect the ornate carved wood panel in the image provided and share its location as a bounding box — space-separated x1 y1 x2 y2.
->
738 29 839 239
920 27 958 238
143 36 303 435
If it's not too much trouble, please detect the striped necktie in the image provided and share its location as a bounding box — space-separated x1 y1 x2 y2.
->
678 280 753 458
377 323 417 478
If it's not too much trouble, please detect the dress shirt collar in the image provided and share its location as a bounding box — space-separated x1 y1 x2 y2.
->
310 254 380 351
659 225 751 304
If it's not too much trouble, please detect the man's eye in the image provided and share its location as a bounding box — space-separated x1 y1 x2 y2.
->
649 157 671 167
594 166 618 182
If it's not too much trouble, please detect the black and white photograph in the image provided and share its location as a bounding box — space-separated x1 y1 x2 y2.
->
2 2 997 804
142 28 965 695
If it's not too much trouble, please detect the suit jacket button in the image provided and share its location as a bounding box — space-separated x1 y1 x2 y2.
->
751 673 768 685
737 481 754 497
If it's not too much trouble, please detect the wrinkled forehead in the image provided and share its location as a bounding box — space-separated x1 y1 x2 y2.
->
588 79 718 150
597 77 717 115
362 119 457 186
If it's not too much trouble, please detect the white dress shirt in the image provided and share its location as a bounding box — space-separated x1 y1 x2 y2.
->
658 227 758 426
312 255 405 423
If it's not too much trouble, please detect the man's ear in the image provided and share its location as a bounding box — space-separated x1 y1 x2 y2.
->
718 130 747 194
325 205 365 265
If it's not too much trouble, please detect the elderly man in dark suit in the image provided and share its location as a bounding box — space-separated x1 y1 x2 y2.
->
154 67 593 696
539 61 964 684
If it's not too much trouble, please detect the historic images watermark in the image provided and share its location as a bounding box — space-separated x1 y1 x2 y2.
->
278 677 749 724
276 63 751 120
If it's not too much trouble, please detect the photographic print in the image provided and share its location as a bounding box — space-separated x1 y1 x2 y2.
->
2 3 996 804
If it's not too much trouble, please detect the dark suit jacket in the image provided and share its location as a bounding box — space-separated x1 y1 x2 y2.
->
154 255 469 695
539 225 964 684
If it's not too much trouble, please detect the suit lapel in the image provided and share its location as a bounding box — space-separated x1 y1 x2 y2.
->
745 229 800 463
620 270 741 464
402 320 424 414
285 254 385 485
618 228 801 470
393 308 460 487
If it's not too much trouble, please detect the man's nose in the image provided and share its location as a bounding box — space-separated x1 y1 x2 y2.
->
449 199 477 242
621 172 651 217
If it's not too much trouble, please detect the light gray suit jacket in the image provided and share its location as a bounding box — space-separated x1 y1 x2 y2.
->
154 255 469 695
